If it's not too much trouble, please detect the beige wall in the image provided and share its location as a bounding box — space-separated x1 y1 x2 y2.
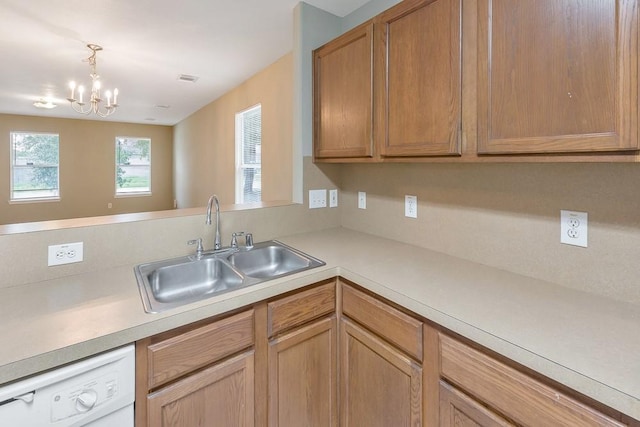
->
173 53 293 208
338 162 640 305
0 114 174 225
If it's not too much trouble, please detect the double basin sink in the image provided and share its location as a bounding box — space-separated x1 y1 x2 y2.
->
134 240 325 313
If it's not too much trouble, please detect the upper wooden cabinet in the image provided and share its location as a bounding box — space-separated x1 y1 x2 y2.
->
376 0 462 157
314 0 640 162
477 0 639 154
314 22 374 160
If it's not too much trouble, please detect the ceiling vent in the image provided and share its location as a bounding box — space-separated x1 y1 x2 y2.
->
177 74 199 83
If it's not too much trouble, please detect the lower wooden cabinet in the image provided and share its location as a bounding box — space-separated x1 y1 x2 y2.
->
135 309 255 427
340 281 424 426
340 317 423 426
134 278 638 427
268 316 338 426
438 331 627 427
266 279 338 426
147 351 255 427
439 380 513 427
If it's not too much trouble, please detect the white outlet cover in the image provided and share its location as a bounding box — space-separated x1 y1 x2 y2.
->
309 189 327 209
405 195 417 218
560 210 588 248
329 189 338 208
358 192 366 209
48 242 84 266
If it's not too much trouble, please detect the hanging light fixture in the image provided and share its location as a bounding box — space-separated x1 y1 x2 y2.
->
67 44 119 117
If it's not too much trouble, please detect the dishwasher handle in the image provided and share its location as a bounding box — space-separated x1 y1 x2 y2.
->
0 390 35 407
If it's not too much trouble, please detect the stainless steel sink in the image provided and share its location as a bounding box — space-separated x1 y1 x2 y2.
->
227 242 321 279
134 240 324 313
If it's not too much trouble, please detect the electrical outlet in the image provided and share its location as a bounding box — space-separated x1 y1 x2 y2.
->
358 192 366 209
48 242 84 266
560 210 588 248
309 189 327 209
329 189 338 208
405 195 417 218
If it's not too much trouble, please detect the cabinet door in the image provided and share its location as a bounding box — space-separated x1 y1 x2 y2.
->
147 351 254 427
376 0 462 157
477 0 639 154
440 334 625 427
440 381 513 427
268 316 337 426
340 318 422 427
314 22 374 159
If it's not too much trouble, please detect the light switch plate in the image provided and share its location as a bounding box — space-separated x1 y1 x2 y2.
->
309 189 327 209
329 189 338 208
358 192 366 209
560 210 588 248
405 195 417 218
48 242 84 266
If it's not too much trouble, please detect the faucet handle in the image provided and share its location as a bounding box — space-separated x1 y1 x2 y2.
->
187 237 204 259
230 231 245 248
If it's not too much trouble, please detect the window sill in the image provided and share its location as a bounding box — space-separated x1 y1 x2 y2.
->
9 197 60 205
115 192 152 198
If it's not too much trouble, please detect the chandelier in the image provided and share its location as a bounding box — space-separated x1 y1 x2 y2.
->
67 44 119 117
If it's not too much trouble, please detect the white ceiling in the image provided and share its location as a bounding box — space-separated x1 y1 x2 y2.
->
0 0 369 126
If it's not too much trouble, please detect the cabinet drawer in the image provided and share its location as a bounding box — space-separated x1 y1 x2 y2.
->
439 334 624 427
147 310 254 389
341 283 422 360
268 280 335 337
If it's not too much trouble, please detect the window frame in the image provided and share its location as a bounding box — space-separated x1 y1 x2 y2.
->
9 131 60 203
235 104 262 204
115 136 152 197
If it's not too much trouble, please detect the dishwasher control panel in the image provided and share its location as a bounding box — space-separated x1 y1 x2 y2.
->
51 373 120 421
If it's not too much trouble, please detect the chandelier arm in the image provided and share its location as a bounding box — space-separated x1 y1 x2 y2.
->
69 101 93 115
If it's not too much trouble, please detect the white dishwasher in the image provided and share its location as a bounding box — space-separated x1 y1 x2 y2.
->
0 344 135 426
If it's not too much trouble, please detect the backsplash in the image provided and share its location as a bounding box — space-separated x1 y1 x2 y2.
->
339 161 640 305
0 158 341 289
3 156 639 306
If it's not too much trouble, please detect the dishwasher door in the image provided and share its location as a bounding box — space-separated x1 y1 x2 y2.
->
0 345 135 427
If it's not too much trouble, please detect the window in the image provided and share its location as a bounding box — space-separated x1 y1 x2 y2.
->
115 137 151 195
235 104 262 204
10 132 59 201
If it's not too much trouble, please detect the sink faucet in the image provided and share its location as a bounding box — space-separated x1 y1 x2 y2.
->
205 195 221 250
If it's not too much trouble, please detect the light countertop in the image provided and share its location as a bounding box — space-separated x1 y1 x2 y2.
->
0 228 638 420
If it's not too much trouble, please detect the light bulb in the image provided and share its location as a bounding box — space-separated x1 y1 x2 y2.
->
68 81 76 100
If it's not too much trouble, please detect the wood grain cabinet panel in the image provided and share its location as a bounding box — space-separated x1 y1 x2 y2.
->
314 21 374 159
340 318 423 427
268 316 338 427
267 279 335 337
341 282 423 360
375 0 462 157
440 334 625 427
146 310 254 389
439 380 514 427
147 351 254 427
477 0 639 154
